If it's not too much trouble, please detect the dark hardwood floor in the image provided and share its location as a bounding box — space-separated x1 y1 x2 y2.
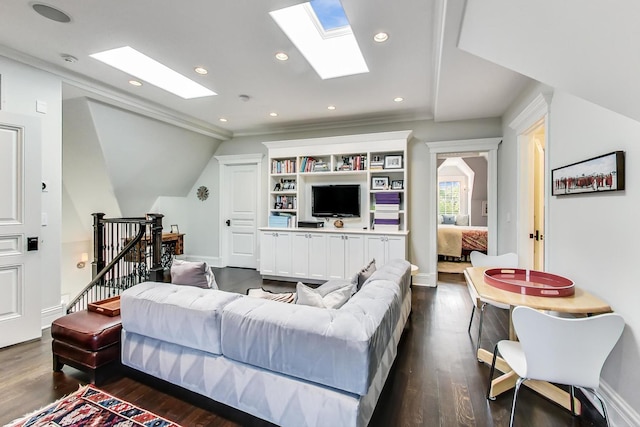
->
0 269 606 426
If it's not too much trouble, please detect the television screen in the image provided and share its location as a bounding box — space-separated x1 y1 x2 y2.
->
312 185 360 218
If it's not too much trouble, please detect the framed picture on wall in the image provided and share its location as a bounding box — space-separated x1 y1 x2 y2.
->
551 151 625 196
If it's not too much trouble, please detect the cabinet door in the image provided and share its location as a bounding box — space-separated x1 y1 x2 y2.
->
274 232 292 276
365 234 387 265
259 232 277 275
386 235 406 262
344 234 365 277
291 232 310 278
326 234 347 279
307 233 327 279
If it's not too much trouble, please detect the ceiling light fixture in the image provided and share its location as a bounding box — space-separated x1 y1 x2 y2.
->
275 52 289 61
373 32 389 43
60 54 78 63
194 67 208 75
90 46 217 99
32 3 71 23
269 112 278 117
394 97 404 102
219 118 228 122
129 80 143 87
327 105 336 110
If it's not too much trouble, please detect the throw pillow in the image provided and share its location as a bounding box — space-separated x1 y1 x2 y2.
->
442 214 456 224
438 215 444 224
170 259 217 289
355 258 376 291
295 281 354 309
455 214 469 226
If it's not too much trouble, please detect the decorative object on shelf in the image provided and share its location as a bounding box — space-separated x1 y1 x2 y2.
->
170 224 179 234
551 150 625 196
313 161 329 172
196 185 209 201
333 219 344 228
391 179 404 190
372 176 390 190
273 182 281 191
384 155 403 169
370 155 384 170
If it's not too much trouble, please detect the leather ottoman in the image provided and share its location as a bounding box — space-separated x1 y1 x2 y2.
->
51 310 122 385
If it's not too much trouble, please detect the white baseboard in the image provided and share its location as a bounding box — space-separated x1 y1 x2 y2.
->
412 272 437 287
181 255 223 268
41 304 65 329
598 380 640 427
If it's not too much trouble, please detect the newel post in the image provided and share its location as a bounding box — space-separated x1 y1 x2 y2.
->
92 213 105 280
147 213 164 282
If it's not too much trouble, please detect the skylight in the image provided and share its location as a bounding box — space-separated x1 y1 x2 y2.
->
309 0 349 31
270 1 369 80
90 46 217 99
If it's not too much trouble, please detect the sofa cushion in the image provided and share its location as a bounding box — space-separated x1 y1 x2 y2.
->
221 259 410 395
121 281 240 355
351 259 376 291
295 281 354 309
171 260 217 289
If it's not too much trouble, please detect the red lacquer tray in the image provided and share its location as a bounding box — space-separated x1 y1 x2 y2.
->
484 268 575 297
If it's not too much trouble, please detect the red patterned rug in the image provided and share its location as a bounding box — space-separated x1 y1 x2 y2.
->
7 385 181 427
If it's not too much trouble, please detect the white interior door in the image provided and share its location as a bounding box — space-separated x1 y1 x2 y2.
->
220 158 261 268
0 112 41 348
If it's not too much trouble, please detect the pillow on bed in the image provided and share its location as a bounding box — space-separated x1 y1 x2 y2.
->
438 215 444 224
171 260 217 289
455 214 469 226
442 214 456 224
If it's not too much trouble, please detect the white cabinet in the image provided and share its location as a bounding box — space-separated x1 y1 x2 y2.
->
259 231 292 276
365 234 406 266
326 234 365 279
291 232 327 280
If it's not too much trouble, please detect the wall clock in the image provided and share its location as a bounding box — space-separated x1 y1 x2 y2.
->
197 185 209 201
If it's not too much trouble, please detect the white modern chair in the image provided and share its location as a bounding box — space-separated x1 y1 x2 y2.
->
487 306 625 427
468 251 518 357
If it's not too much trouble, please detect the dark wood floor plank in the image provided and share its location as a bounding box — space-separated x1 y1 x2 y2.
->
0 269 606 426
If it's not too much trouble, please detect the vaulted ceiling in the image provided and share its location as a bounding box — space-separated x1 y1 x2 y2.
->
0 0 530 139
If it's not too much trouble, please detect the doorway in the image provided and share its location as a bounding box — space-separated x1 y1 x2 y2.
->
216 154 263 269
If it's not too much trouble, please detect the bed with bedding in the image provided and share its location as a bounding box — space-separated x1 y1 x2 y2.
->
437 214 488 258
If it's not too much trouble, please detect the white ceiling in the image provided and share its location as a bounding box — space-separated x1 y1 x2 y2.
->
0 0 530 139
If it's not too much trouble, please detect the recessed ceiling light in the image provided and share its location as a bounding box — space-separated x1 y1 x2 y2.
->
219 118 228 122
275 52 289 61
60 54 78 63
269 112 278 117
129 80 143 87
32 3 71 23
194 67 208 75
374 32 389 43
394 97 404 102
90 46 217 99
327 105 336 110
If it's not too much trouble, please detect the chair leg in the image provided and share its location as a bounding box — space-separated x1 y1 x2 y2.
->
467 305 476 334
570 385 576 416
486 344 499 400
509 377 526 427
476 302 487 357
591 388 611 427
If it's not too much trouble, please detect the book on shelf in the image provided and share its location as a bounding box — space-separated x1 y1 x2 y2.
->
374 211 399 220
269 213 296 228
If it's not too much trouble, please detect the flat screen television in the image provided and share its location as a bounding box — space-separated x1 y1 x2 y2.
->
312 185 360 218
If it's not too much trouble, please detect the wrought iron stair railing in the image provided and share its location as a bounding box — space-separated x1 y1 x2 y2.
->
66 213 166 313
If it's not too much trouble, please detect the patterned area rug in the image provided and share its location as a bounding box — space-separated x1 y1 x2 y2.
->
247 287 295 303
7 385 181 427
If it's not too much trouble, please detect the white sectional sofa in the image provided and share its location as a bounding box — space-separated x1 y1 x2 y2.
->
120 259 412 427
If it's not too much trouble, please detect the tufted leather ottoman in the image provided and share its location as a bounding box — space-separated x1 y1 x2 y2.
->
51 310 122 385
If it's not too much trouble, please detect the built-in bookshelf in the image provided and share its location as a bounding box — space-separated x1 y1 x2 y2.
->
264 131 411 232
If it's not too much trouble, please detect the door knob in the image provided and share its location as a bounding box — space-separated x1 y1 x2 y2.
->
226 219 231 226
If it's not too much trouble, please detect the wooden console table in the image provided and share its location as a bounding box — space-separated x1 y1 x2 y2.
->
125 233 184 265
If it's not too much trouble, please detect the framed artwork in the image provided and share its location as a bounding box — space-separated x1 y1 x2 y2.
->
372 176 390 190
170 224 180 234
384 155 402 169
391 179 404 190
551 151 625 196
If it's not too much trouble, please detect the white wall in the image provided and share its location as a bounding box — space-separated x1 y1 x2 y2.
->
0 56 64 325
500 84 640 423
198 118 502 276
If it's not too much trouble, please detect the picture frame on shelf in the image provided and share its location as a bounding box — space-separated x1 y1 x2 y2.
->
384 155 402 169
372 176 390 190
391 179 404 190
170 224 179 234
